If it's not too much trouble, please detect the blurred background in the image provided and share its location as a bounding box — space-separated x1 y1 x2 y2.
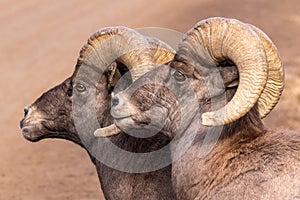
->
1 0 299 199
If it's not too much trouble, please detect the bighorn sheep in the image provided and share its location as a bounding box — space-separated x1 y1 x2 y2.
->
20 27 177 199
96 18 300 199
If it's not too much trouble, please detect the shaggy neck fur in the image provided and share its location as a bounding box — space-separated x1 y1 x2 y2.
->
94 132 176 200
170 86 270 199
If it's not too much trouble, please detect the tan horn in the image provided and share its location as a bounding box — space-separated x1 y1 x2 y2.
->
93 35 175 138
94 124 122 137
247 24 285 118
77 26 156 82
178 17 268 126
146 37 175 64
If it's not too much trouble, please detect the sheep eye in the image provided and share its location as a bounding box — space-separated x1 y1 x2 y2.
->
173 70 186 82
75 83 86 93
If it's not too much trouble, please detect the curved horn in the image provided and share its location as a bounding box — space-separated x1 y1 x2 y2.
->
94 35 175 138
77 26 155 82
178 17 269 126
94 123 122 137
247 24 285 118
146 37 175 64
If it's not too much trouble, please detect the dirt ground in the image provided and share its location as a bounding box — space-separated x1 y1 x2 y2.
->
1 0 299 199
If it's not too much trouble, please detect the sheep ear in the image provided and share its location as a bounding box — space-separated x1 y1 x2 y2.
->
218 64 239 88
107 62 120 90
204 64 239 98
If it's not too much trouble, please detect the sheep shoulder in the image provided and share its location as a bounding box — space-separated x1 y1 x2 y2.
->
173 129 300 200
212 129 300 200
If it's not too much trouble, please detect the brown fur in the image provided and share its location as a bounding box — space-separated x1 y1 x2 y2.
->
115 54 300 199
20 62 176 199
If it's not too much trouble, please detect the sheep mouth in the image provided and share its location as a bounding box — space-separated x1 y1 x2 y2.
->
113 116 133 127
20 117 46 141
112 114 148 128
114 115 131 120
20 121 69 142
110 110 131 121
21 124 44 142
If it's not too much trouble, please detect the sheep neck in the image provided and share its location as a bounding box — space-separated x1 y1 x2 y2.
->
171 104 267 199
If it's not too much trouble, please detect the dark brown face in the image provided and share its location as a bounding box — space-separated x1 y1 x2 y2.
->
20 77 79 143
20 64 118 146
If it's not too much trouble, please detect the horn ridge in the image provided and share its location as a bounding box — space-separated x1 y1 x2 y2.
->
178 17 269 126
247 24 284 118
76 26 156 81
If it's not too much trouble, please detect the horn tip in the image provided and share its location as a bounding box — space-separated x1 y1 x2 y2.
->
94 124 122 137
201 112 222 126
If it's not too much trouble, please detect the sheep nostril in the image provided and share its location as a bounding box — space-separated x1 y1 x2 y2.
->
111 97 119 107
24 107 29 117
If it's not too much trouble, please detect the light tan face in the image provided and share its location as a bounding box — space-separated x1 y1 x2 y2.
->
107 56 206 139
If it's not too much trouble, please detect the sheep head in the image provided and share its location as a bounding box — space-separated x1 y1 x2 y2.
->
95 17 284 139
20 26 175 146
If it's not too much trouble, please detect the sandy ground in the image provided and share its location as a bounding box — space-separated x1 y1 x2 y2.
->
1 0 299 199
